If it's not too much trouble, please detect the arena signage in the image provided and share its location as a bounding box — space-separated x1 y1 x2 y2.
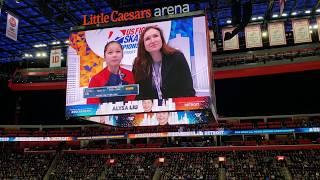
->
82 4 190 26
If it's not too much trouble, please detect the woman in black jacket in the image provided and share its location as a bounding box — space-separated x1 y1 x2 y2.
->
133 26 195 100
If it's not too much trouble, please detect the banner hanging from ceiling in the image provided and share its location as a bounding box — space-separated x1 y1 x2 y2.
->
6 12 19 41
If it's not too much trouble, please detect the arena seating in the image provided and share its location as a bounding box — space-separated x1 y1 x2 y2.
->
0 151 55 180
286 150 320 180
49 153 106 180
104 153 157 179
160 152 219 179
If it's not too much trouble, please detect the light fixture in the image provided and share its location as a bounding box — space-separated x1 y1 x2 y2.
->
23 53 33 58
36 53 41 57
65 40 70 44
33 44 47 48
272 14 279 18
51 41 61 45
305 10 311 14
309 30 313 34
159 157 165 163
219 157 226 162
316 9 320 13
42 52 47 57
61 56 64 60
262 32 268 37
226 20 232 24
257 16 263 20
291 12 297 16
251 17 257 21
313 25 318 29
281 13 287 17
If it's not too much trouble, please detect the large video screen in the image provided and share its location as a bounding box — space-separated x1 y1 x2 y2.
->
66 15 211 117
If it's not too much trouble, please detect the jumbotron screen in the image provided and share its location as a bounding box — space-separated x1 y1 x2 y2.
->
66 14 212 117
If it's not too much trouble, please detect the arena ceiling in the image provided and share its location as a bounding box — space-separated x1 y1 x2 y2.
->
0 0 319 62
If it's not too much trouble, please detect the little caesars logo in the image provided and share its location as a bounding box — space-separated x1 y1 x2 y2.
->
82 4 190 26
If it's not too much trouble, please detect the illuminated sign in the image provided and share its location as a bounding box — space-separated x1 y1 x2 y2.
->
82 10 152 26
82 4 190 26
154 4 190 17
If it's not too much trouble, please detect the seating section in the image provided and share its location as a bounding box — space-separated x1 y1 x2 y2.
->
0 152 55 180
286 150 320 180
105 153 157 179
0 149 320 180
49 153 105 180
225 151 284 179
160 152 219 180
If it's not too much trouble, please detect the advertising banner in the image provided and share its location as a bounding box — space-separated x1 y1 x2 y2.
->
86 110 211 127
6 12 19 41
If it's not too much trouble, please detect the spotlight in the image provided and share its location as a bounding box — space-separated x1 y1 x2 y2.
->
305 10 311 14
251 17 257 21
313 25 318 29
36 53 41 57
226 20 232 24
64 40 70 44
257 16 263 20
281 13 287 17
272 14 279 18
316 9 320 13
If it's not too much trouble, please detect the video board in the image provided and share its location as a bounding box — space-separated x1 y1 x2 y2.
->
66 14 211 117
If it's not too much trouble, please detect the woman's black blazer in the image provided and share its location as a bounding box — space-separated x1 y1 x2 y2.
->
136 51 195 100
